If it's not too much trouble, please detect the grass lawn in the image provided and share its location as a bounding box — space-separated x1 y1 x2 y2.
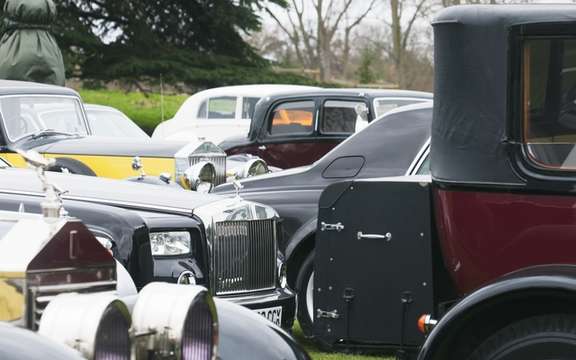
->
79 89 188 134
293 323 394 360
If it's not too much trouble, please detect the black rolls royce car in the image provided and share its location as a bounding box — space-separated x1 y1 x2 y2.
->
214 103 432 335
0 158 295 330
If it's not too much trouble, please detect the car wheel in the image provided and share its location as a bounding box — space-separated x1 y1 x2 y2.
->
296 251 315 337
47 158 96 176
468 314 576 360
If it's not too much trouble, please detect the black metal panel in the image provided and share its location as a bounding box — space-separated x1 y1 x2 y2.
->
314 179 434 348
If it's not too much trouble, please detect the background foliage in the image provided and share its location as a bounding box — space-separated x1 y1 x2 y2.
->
0 0 316 87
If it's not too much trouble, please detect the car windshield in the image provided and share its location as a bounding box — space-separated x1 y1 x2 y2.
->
87 109 150 139
0 96 88 142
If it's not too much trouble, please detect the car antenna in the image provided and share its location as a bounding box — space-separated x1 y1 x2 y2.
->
160 73 165 122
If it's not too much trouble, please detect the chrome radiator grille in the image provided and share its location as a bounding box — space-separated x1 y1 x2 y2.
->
190 154 226 186
213 219 277 295
28 280 116 330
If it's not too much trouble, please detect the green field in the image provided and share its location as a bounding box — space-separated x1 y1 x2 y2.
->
82 88 396 360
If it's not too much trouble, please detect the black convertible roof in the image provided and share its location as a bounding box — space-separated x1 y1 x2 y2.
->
432 5 576 186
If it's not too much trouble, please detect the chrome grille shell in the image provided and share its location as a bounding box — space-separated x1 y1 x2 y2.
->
213 219 277 295
194 198 280 296
175 141 227 186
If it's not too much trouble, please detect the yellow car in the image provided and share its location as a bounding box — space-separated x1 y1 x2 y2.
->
0 80 235 189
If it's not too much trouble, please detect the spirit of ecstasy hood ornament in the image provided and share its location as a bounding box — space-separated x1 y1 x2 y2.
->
16 149 68 221
233 179 244 198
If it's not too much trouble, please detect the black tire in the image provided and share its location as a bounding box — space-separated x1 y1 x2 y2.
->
46 158 96 176
468 314 576 360
295 250 315 338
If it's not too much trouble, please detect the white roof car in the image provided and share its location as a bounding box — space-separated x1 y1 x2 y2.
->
152 84 318 144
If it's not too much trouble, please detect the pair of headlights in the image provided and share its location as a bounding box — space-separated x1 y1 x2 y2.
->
177 158 269 193
38 283 217 360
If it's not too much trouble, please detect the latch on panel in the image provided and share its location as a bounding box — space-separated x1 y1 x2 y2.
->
321 222 344 232
317 309 340 319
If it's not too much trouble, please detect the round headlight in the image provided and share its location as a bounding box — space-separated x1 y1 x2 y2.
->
182 161 216 193
38 293 131 360
132 283 218 360
244 158 269 178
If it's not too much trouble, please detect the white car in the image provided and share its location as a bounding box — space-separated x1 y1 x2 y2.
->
152 84 318 144
85 104 150 139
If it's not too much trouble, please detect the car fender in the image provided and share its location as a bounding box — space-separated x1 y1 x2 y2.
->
419 264 576 360
285 218 317 270
214 298 310 360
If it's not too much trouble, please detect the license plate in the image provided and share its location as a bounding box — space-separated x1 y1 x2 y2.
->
254 306 282 326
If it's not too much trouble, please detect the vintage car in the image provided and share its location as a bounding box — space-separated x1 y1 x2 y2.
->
219 89 432 169
214 102 432 335
306 5 576 360
152 84 319 144
0 153 296 330
0 194 219 359
0 80 267 188
85 103 150 139
0 152 310 360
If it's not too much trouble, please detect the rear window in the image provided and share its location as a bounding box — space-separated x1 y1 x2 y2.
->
522 38 576 170
269 101 315 136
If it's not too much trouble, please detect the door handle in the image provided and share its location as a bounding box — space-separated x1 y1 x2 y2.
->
357 231 392 241
258 145 267 151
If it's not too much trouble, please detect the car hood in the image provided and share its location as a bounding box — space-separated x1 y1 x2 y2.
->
28 136 190 158
0 168 222 215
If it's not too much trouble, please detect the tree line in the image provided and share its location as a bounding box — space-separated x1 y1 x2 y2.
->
0 0 317 88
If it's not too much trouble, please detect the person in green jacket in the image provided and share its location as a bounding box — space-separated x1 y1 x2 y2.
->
0 0 65 86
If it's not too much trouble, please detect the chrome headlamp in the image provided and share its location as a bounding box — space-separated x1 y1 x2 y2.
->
174 141 227 188
181 161 216 193
38 293 131 360
132 283 218 360
150 231 191 256
226 155 269 181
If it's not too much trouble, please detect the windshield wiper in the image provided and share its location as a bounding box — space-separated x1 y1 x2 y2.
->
17 129 81 142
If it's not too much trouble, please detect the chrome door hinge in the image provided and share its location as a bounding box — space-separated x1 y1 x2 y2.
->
316 309 340 319
320 222 344 232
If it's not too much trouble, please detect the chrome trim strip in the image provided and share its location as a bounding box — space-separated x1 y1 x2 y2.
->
0 189 194 216
406 138 431 176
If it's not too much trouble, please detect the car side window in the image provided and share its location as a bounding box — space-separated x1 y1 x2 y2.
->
416 153 431 175
269 101 315 136
207 97 237 119
242 97 260 119
522 38 576 170
321 100 366 134
374 99 426 118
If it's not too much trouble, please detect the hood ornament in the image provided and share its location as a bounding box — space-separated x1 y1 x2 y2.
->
132 156 146 179
232 179 244 198
16 149 68 221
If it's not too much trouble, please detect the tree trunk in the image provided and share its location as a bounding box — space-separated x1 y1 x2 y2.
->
390 0 404 87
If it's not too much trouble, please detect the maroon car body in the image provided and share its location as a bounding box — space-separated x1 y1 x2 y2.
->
311 5 576 360
220 89 432 169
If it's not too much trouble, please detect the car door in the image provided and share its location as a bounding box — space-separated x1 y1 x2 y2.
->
257 98 369 169
313 148 434 348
